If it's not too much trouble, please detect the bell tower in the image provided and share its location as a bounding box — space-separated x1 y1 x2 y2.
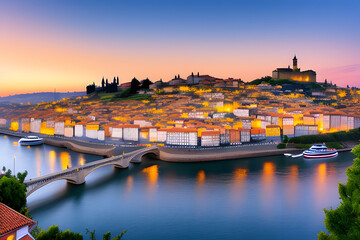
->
293 55 298 71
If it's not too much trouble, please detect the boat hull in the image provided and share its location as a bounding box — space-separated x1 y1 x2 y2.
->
18 139 43 146
303 151 338 159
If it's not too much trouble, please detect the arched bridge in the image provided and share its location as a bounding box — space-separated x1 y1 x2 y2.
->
24 146 159 197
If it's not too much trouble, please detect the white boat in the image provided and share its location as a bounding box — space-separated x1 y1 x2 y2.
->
303 144 338 159
18 136 43 146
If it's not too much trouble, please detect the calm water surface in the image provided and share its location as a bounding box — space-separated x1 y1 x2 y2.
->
0 134 355 239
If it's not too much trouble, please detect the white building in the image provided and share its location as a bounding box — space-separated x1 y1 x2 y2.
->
166 128 198 146
201 131 220 147
30 119 41 133
64 126 74 138
75 124 84 137
294 125 318 137
149 128 158 142
157 129 167 142
54 121 65 135
98 129 105 141
111 126 123 139
122 124 139 141
240 129 251 143
234 108 250 117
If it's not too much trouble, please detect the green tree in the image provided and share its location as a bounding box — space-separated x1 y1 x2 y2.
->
318 144 360 239
283 135 289 143
36 225 83 240
0 168 28 215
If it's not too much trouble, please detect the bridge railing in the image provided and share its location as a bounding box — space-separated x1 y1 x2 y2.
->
25 147 158 186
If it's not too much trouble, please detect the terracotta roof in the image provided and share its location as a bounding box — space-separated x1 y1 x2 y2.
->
20 234 34 240
166 128 197 133
0 203 36 236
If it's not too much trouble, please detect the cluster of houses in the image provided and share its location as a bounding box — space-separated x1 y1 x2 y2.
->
1 109 359 147
1 69 360 148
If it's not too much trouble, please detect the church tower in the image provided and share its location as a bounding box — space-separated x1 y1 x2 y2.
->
293 55 298 71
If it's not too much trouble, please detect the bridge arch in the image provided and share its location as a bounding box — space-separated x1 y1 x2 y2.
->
25 146 160 197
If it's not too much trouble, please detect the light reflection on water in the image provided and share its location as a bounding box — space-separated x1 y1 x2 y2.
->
1 134 356 240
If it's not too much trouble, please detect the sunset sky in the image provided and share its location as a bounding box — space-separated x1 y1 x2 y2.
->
1 0 359 97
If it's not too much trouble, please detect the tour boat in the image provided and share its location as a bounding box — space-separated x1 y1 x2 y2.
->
18 136 43 146
303 144 338 159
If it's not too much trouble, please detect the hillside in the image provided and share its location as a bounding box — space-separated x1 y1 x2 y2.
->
0 92 85 104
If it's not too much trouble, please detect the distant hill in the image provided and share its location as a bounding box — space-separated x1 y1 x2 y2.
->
0 92 85 104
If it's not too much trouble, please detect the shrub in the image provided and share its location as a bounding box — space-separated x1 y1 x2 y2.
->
277 143 286 149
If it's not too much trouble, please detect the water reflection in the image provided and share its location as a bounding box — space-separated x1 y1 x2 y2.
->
286 165 298 208
315 163 327 207
230 168 248 206
60 152 72 170
141 165 158 194
262 162 275 210
197 170 206 187
13 141 18 146
78 155 86 166
126 175 133 193
49 151 56 173
35 148 42 177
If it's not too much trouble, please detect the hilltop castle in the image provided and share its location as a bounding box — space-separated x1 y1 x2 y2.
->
272 55 316 82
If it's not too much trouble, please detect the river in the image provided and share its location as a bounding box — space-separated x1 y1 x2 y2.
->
0 134 355 239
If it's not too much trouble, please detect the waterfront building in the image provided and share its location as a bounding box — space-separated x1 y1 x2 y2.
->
111 125 123 139
149 127 158 142
229 129 241 145
97 129 105 141
64 126 74 138
54 121 65 135
266 125 281 137
122 124 140 142
0 118 7 128
21 118 30 133
166 128 198 146
85 122 100 139
250 128 266 141
294 125 318 137
0 203 36 240
239 129 251 143
30 118 41 133
272 55 316 82
220 128 230 145
201 130 220 147
74 123 84 137
157 129 167 142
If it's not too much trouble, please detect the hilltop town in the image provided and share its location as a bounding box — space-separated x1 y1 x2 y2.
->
1 57 360 148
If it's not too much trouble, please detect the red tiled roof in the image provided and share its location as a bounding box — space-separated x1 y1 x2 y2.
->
20 234 34 240
0 203 36 236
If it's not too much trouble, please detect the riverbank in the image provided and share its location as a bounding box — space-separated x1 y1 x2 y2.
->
158 144 303 162
0 129 116 157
